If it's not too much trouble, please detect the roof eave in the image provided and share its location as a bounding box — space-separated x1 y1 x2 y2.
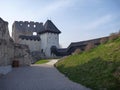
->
38 30 61 34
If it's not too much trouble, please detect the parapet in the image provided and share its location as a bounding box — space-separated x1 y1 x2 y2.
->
12 21 44 32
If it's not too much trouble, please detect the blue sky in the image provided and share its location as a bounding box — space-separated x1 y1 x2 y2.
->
0 0 120 48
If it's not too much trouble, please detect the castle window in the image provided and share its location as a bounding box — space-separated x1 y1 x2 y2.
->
28 24 30 27
34 25 36 28
41 49 43 53
20 24 22 26
33 32 37 35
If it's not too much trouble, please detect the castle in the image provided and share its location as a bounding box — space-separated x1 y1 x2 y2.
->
0 18 62 74
12 19 108 59
0 17 109 75
12 20 61 59
0 17 108 64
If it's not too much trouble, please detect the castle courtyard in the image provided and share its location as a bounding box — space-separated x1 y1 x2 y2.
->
0 60 90 90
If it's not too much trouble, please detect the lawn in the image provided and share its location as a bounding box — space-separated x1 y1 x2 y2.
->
35 60 49 64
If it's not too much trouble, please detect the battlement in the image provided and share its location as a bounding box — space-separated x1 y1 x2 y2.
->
14 21 43 26
12 21 44 32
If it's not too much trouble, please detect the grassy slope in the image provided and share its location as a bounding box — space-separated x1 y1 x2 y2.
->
35 60 49 64
55 38 120 90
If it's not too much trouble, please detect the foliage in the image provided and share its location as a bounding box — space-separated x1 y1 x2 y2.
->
100 37 108 44
72 48 82 55
85 41 95 51
109 32 119 41
55 37 120 90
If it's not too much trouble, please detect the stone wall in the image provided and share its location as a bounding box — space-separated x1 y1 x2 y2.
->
19 39 41 52
14 44 32 66
0 18 14 66
51 37 109 56
0 18 32 67
12 21 43 43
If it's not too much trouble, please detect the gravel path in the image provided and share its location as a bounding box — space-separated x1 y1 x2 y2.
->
0 59 90 90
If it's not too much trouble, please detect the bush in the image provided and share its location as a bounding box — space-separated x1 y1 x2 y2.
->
109 33 119 41
118 30 120 37
72 48 82 55
100 37 108 44
85 42 95 51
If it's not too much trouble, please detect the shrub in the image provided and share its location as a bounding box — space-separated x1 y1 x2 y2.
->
85 42 95 51
113 67 120 81
118 30 120 37
72 48 82 55
100 37 108 44
109 33 119 41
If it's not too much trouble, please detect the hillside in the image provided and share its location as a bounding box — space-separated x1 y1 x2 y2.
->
55 37 120 90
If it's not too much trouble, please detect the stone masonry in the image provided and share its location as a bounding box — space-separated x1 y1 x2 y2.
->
12 20 61 59
0 17 32 67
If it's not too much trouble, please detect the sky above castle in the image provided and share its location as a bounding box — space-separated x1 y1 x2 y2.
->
0 0 120 48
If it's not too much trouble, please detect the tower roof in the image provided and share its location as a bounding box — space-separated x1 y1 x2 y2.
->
39 20 61 34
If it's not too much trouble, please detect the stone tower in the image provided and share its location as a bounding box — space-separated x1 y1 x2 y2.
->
38 20 61 58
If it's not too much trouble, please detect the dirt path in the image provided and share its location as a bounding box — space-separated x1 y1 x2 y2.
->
0 59 90 90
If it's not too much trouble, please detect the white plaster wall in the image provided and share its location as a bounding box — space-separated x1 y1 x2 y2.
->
19 39 41 52
40 33 59 58
40 33 47 52
18 32 59 58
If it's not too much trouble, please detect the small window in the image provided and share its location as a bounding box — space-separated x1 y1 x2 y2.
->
28 24 30 27
34 25 36 28
33 32 37 35
41 49 43 53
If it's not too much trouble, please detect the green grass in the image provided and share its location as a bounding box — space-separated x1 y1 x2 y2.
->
55 37 120 90
35 60 49 64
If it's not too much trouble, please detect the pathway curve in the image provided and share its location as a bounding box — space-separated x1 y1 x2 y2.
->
0 59 90 90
